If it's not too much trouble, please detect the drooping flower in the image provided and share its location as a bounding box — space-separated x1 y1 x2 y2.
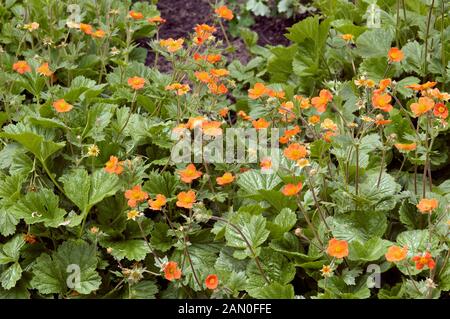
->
394 143 417 152
13 60 31 74
165 83 190 95
92 29 106 38
284 143 307 161
37 62 53 77
53 99 73 113
176 190 196 209
412 252 436 270
385 245 408 262
210 68 229 78
433 102 448 119
326 238 349 259
208 82 228 95
405 81 437 91
148 194 167 211
216 172 235 186
205 274 219 289
148 16 166 24
372 93 393 112
252 118 270 130
311 89 333 113
281 182 303 196
164 261 182 281
410 97 434 117
215 5 234 20
127 76 146 90
160 38 184 52
129 10 144 20
104 155 124 175
79 23 93 35
178 164 202 183
218 107 229 117
388 47 404 63
237 110 251 121
124 185 149 208
340 34 354 42
194 24 216 45
248 82 267 99
417 198 438 214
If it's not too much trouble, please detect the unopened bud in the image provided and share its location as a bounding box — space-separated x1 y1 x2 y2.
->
294 228 303 237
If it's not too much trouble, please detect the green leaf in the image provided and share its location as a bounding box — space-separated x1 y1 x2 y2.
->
0 207 19 237
355 28 394 58
150 222 174 252
128 280 158 299
0 262 22 290
248 282 295 299
237 170 281 195
0 235 25 264
100 240 150 261
143 171 179 197
332 211 387 242
267 208 297 239
342 268 363 286
348 237 391 262
401 41 424 75
11 189 66 227
31 240 101 295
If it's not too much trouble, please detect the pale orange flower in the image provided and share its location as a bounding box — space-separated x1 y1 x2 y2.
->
104 155 124 175
215 5 234 20
311 89 333 113
248 82 267 99
372 93 393 112
37 62 53 77
165 83 190 95
340 34 354 42
208 82 228 95
148 194 167 211
205 274 219 289
129 10 144 20
210 69 229 77
176 190 196 209
281 182 303 196
434 102 448 119
13 60 31 74
178 164 202 183
326 238 349 259
164 261 182 281
124 185 149 208
410 97 434 117
92 29 106 38
216 172 234 186
308 115 321 125
385 245 408 262
260 158 272 171
252 118 270 130
237 110 251 121
127 76 146 90
284 143 307 161
394 143 416 152
417 198 438 214
79 23 93 35
148 16 166 24
405 81 437 91
218 107 229 117
388 47 404 63
160 38 184 52
194 71 212 83
202 120 223 136
53 99 73 113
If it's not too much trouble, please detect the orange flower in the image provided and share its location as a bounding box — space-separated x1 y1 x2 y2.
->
210 68 229 78
417 198 438 214
202 120 222 136
165 83 190 95
194 24 216 45
424 88 450 101
13 60 31 74
405 81 437 91
127 76 146 90
267 89 285 99
160 38 184 52
248 82 267 99
385 245 408 262
308 115 321 125
237 110 251 121
279 135 290 144
326 238 349 259
410 97 434 117
208 82 228 95
311 89 333 113
215 5 234 20
79 23 93 35
176 190 196 209
323 130 337 142
218 107 229 117
129 10 144 20
375 78 392 93
104 155 124 175
124 185 149 208
283 143 307 161
37 62 53 77
206 54 222 63
252 118 270 130
394 143 416 152
284 125 301 138
388 47 404 63
295 95 311 109
411 252 436 270
187 116 206 129
205 274 219 289
164 261 182 281
148 194 167 211
260 158 272 171
321 118 338 131
92 29 106 38
279 101 294 115
53 99 73 113
216 172 234 186
148 16 166 24
372 93 393 112
178 164 202 183
433 102 448 119
194 71 212 83
281 182 303 196
340 34 354 42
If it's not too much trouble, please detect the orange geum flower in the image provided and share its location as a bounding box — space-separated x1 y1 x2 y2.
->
340 34 354 42
405 81 437 91
281 182 303 196
194 24 216 45
165 83 190 95
215 5 234 20
208 82 228 95
412 252 436 270
394 143 416 152
160 38 184 52
417 198 438 214
279 135 290 144
92 29 106 38
410 97 434 117
210 68 229 77
284 125 301 138
13 60 31 74
284 143 307 161
206 54 222 64
79 23 93 35
194 71 212 83
372 92 393 112
202 120 223 136
127 76 146 90
279 101 294 115
205 274 219 289
252 118 270 130
216 172 235 186
388 47 404 63
178 164 202 183
148 194 167 211
125 185 149 208
433 102 448 119
237 110 251 121
187 116 206 129
164 261 182 281
176 190 196 209
426 88 450 101
267 88 285 99
37 62 53 77
311 89 333 113
375 78 392 94
308 115 321 125
323 130 337 142
148 16 166 24
104 155 124 175
321 118 338 131
248 82 267 99
218 107 229 117
326 238 349 259
129 10 144 20
53 99 73 113
385 245 408 262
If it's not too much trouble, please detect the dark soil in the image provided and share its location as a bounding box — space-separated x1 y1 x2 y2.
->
141 0 302 70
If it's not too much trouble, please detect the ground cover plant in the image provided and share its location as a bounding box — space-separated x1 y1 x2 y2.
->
0 0 449 299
